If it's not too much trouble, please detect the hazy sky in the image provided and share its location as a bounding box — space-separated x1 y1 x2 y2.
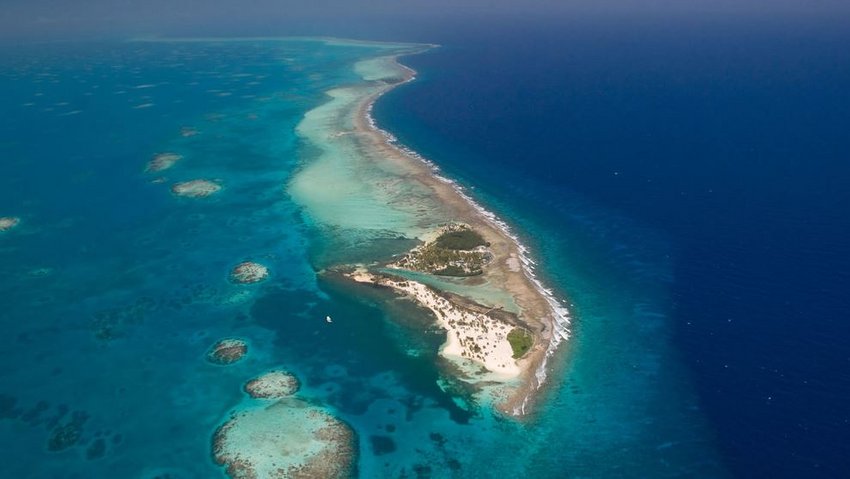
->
2 0 849 41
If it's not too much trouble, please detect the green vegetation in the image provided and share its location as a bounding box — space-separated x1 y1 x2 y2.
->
507 328 533 359
434 229 487 251
395 226 490 277
435 265 477 277
417 245 486 276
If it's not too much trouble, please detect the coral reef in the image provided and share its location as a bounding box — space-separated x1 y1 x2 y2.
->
171 179 221 198
0 216 21 232
213 399 356 479
207 338 248 365
146 153 183 172
244 370 300 399
230 262 269 284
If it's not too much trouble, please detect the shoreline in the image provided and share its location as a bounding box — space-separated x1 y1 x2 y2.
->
346 47 571 416
349 269 522 379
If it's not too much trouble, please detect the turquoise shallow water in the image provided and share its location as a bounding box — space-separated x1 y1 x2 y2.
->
0 38 726 477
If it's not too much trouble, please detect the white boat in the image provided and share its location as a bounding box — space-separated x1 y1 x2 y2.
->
325 315 333 323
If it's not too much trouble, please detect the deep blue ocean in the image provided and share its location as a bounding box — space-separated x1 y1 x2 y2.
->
374 16 850 478
1 14 848 479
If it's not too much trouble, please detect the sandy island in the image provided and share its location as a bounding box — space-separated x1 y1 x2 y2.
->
334 48 570 416
350 269 521 378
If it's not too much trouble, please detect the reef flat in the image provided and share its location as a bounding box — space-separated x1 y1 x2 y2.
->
290 41 570 416
214 372 355 479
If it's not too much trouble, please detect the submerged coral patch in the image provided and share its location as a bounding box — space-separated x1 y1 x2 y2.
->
244 370 300 399
230 261 269 284
0 216 21 232
46 411 89 453
213 399 356 479
207 338 248 365
180 126 199 137
146 152 183 172
171 179 221 198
